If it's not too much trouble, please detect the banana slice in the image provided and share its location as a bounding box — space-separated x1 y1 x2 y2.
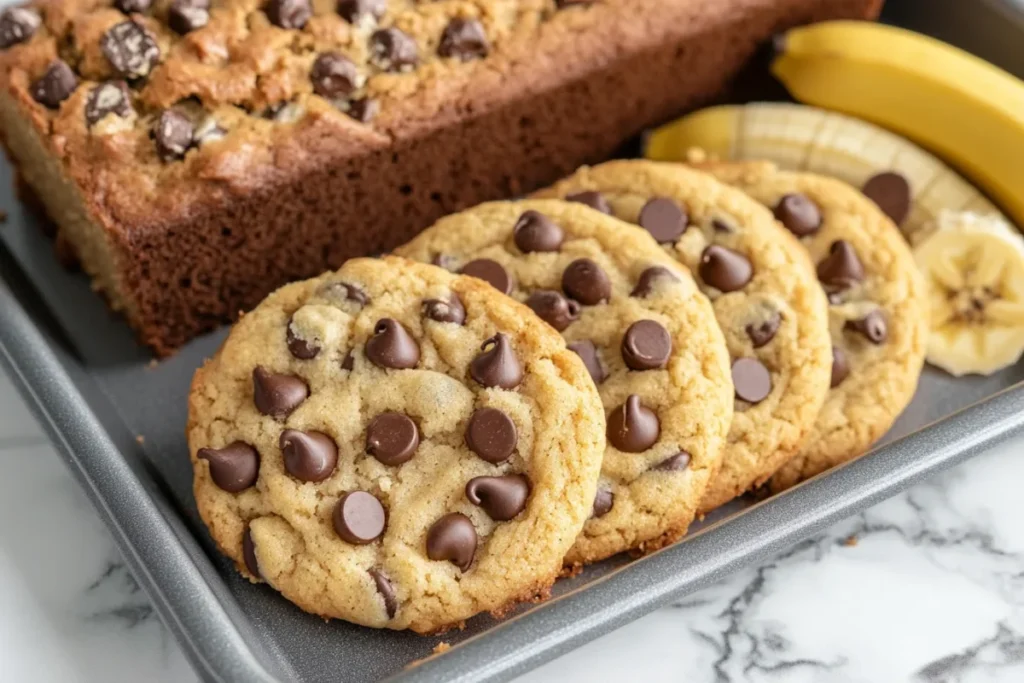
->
914 211 1024 376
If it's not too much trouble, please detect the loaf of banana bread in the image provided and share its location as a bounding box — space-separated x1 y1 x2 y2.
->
0 0 882 354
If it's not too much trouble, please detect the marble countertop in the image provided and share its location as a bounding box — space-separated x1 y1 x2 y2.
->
2 367 1024 682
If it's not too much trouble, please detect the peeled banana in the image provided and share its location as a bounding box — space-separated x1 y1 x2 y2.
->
914 212 1024 377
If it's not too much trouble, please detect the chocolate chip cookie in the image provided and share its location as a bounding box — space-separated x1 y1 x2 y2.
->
187 256 605 633
397 199 734 564
538 161 832 511
698 161 928 491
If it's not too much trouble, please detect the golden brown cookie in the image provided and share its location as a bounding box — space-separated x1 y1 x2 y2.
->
538 161 832 511
699 161 928 491
397 199 733 564
187 256 605 633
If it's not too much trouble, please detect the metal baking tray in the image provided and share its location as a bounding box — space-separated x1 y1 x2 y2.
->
2 0 1023 680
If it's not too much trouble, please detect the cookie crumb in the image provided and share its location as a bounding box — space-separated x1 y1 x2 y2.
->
135 435 145 445
146 359 159 370
842 535 858 547
432 642 451 655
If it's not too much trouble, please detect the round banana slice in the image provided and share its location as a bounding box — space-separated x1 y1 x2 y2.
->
914 211 1024 376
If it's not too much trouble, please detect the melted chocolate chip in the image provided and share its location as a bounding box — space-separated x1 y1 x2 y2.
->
732 358 772 404
746 310 781 348
817 240 865 290
197 442 259 492
525 290 580 332
831 346 850 388
365 318 420 369
280 429 338 482
862 172 910 226
845 309 888 344
630 266 678 298
366 412 420 466
347 97 379 123
465 407 517 464
101 21 160 79
252 366 308 418
438 18 489 61
700 245 753 292
621 319 672 371
368 568 397 618
568 339 606 384
513 210 564 253
31 61 77 109
168 0 209 34
242 526 261 578
115 0 153 12
566 190 611 214
85 81 132 126
773 193 822 237
460 259 512 294
592 488 613 517
286 319 320 360
465 474 530 521
320 281 369 307
333 491 386 544
423 294 466 324
265 0 310 29
562 258 611 306
607 395 659 452
0 7 40 49
370 27 418 72
426 513 476 571
154 109 194 161
653 451 691 471
638 197 687 244
311 52 360 99
470 333 523 389
338 0 385 24
341 351 355 371
432 253 458 271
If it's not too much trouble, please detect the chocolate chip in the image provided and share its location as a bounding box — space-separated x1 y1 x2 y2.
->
592 488 613 517
653 451 691 471
513 210 563 253
370 27 418 72
424 294 466 324
630 266 678 298
197 441 259 492
621 319 672 371
773 193 821 237
153 109 193 161
470 333 523 389
845 309 887 344
280 429 338 482
432 253 458 271
460 259 512 294
526 290 580 332
426 513 476 570
31 60 77 109
114 0 153 13
638 197 687 244
286 319 320 360
568 339 606 384
862 172 910 226
438 17 489 61
465 474 530 521
732 358 772 404
817 240 864 290
700 245 753 292
566 190 611 215
333 491 386 544
242 526 261 578
346 97 379 123
252 366 308 418
310 52 360 99
341 351 355 371
101 21 160 79
465 407 517 464
338 0 385 24
831 346 850 388
607 395 659 452
265 0 310 29
320 281 369 307
712 218 734 233
85 81 132 126
562 258 611 306
168 0 209 34
366 412 420 466
0 7 39 49
365 318 419 369
746 310 781 348
368 568 397 618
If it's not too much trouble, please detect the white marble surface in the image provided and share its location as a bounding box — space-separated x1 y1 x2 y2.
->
2 367 1024 683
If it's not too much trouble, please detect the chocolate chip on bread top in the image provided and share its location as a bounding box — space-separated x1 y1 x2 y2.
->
187 256 605 633
398 199 734 565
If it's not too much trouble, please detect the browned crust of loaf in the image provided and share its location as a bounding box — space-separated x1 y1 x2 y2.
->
0 0 883 354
